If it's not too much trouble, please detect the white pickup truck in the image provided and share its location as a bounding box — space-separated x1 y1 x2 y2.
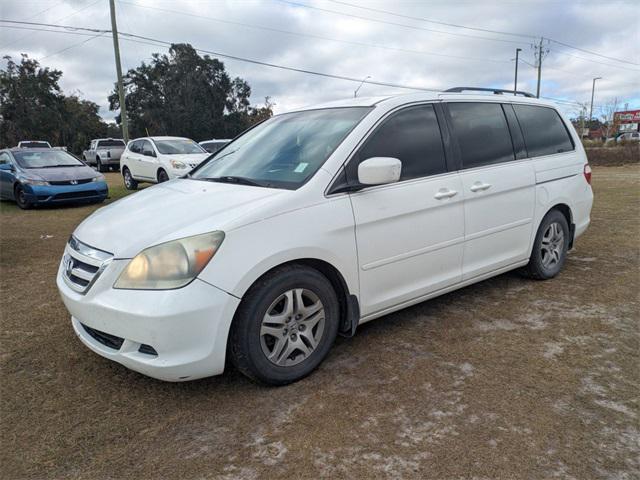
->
82 138 126 172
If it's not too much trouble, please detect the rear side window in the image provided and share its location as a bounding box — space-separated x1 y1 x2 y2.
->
350 104 447 182
447 102 514 169
513 105 574 157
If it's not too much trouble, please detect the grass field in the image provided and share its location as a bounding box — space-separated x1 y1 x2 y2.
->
1 167 639 479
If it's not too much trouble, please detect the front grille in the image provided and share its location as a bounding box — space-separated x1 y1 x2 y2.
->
54 190 100 200
62 236 113 294
81 323 124 350
49 178 93 186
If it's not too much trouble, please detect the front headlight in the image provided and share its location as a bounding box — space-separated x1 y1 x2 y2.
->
23 178 49 186
92 174 105 182
114 231 225 290
170 160 187 169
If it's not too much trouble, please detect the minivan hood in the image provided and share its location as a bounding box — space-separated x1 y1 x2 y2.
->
24 165 98 181
73 179 286 258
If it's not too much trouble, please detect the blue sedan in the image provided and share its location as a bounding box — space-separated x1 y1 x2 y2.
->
0 148 108 209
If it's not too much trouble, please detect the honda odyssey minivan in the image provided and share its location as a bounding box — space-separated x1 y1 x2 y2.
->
57 88 593 385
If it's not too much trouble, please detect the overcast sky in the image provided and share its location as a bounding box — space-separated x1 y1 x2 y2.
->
1 0 639 122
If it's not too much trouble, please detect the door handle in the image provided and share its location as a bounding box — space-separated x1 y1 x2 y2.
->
470 182 492 192
434 188 458 200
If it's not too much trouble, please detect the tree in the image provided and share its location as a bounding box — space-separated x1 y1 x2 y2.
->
108 44 272 140
0 55 116 153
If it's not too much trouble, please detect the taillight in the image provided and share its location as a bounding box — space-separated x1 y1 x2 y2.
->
583 164 592 185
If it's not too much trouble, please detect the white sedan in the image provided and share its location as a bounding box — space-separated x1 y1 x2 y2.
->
120 136 210 189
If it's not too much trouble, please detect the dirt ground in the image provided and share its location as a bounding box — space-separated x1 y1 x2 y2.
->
1 166 638 479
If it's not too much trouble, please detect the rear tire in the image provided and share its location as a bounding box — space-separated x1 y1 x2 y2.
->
521 209 569 280
228 265 340 385
123 167 138 190
14 184 31 210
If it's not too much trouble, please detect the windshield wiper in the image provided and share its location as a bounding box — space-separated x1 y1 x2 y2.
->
201 176 267 187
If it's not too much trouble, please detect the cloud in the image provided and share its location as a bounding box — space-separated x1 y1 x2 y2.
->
1 0 638 122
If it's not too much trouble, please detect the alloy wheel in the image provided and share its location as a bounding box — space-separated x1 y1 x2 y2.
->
260 288 325 367
541 221 564 268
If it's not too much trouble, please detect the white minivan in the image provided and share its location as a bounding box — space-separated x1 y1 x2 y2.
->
57 88 593 385
120 136 210 188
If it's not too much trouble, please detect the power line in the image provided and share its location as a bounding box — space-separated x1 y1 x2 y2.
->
117 31 440 92
119 0 512 66
284 0 639 68
547 38 638 67
326 0 537 40
276 0 529 46
40 32 108 61
0 19 633 108
0 0 102 50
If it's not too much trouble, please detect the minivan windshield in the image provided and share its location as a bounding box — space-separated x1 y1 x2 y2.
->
191 107 371 189
154 138 206 155
13 150 84 168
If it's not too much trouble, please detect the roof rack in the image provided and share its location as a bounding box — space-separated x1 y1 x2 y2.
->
444 87 536 98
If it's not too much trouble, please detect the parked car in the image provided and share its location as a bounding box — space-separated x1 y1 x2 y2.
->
0 148 107 209
616 132 640 143
120 136 210 189
82 138 126 172
57 89 593 385
17 140 52 149
199 138 231 154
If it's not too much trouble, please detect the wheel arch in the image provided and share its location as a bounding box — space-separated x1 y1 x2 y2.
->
547 203 575 248
234 258 359 338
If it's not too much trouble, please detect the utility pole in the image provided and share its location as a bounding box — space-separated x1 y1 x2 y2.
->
535 38 544 98
514 48 522 95
589 77 602 129
109 0 129 143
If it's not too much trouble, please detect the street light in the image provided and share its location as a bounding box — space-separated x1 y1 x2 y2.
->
354 76 371 98
514 48 522 95
589 77 602 124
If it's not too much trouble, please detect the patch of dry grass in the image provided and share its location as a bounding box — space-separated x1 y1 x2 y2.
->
1 167 638 479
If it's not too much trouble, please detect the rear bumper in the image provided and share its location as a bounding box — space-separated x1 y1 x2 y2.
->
24 181 108 204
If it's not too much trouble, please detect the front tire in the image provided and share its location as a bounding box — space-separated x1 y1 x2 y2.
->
96 158 104 172
14 184 31 210
228 265 340 385
521 209 569 280
123 167 138 190
157 169 169 183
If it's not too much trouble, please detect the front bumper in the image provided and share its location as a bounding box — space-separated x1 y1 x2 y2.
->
57 257 240 381
25 181 108 205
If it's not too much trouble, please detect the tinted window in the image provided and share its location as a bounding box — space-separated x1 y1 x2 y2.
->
350 104 446 182
129 140 142 153
140 140 154 155
513 105 574 157
20 141 51 148
448 102 514 169
97 139 125 148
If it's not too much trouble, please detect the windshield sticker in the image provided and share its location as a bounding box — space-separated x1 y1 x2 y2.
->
294 162 308 173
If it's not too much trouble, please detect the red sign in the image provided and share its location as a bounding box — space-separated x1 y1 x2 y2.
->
614 110 640 123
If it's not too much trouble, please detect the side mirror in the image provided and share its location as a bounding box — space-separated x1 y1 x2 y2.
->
0 163 14 171
143 149 156 157
357 157 402 186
